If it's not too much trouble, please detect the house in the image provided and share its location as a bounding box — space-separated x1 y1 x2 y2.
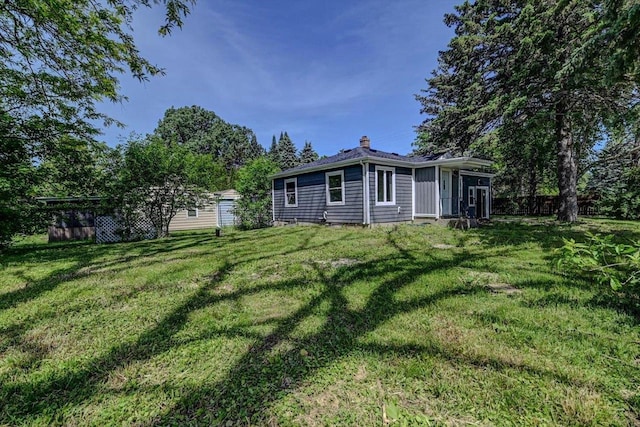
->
271 136 493 226
168 189 241 232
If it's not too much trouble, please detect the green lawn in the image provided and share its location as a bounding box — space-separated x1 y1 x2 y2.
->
1 219 639 426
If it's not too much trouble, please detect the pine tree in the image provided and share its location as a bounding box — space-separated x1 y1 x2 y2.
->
590 136 640 219
277 131 299 170
299 141 319 164
416 1 639 222
268 135 279 163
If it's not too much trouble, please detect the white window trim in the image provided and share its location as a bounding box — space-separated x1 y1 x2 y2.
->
325 170 345 206
468 186 476 207
187 208 199 218
375 166 396 206
284 177 298 207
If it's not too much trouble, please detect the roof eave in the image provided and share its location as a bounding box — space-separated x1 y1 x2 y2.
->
271 158 365 179
270 156 493 179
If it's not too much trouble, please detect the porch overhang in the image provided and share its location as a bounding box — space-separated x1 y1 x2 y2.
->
426 157 493 171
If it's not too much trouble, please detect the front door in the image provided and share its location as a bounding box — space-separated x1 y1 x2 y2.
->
440 170 451 216
476 186 489 219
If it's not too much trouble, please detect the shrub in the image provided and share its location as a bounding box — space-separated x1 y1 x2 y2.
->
557 232 640 291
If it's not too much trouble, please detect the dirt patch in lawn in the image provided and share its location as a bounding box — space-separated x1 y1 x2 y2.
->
461 271 521 295
432 243 456 249
315 258 360 269
485 282 521 295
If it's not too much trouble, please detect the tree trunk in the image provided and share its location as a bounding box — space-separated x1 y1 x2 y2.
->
555 102 578 222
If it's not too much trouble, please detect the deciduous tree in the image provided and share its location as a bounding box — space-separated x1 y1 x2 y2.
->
234 157 280 229
0 0 194 245
113 135 219 238
154 106 264 186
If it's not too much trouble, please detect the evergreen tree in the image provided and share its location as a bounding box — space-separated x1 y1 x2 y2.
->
277 131 299 170
268 135 279 163
416 0 639 222
299 141 319 164
589 134 640 219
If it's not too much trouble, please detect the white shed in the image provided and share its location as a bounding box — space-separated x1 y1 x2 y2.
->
168 189 240 232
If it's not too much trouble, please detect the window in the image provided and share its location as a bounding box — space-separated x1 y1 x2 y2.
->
187 208 198 218
284 178 297 207
375 166 395 205
326 171 345 205
468 186 476 207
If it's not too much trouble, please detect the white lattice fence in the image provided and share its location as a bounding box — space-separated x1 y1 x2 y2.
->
95 215 157 244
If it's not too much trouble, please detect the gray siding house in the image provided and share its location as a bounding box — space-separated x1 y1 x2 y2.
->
272 136 493 225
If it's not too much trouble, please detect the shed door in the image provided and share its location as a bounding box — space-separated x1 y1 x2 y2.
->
218 200 236 226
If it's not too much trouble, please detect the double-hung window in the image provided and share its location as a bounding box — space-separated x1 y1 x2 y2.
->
375 166 395 205
326 170 345 205
284 178 298 207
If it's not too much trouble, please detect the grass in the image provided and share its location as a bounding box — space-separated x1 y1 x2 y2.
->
0 218 639 426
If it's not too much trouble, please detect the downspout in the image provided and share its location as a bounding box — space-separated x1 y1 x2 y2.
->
361 160 370 225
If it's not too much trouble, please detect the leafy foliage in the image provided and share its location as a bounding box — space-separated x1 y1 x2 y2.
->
34 138 114 197
234 157 279 229
0 0 193 246
0 114 39 248
153 106 264 186
109 135 220 238
557 232 640 292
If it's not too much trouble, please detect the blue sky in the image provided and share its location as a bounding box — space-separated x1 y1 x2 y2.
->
98 0 459 156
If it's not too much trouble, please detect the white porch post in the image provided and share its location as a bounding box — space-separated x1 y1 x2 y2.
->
435 165 440 219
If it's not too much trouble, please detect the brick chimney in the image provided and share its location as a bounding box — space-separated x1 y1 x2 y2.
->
360 136 370 149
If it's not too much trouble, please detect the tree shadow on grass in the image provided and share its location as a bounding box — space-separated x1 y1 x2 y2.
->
0 235 217 312
0 228 336 390
0 229 480 424
139 234 586 425
2 226 632 425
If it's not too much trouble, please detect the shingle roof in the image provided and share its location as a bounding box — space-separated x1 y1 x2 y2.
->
279 147 446 175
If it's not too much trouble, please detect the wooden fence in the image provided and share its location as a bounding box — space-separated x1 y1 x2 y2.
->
491 196 600 216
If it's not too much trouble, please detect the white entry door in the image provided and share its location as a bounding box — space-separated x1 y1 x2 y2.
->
440 170 451 216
